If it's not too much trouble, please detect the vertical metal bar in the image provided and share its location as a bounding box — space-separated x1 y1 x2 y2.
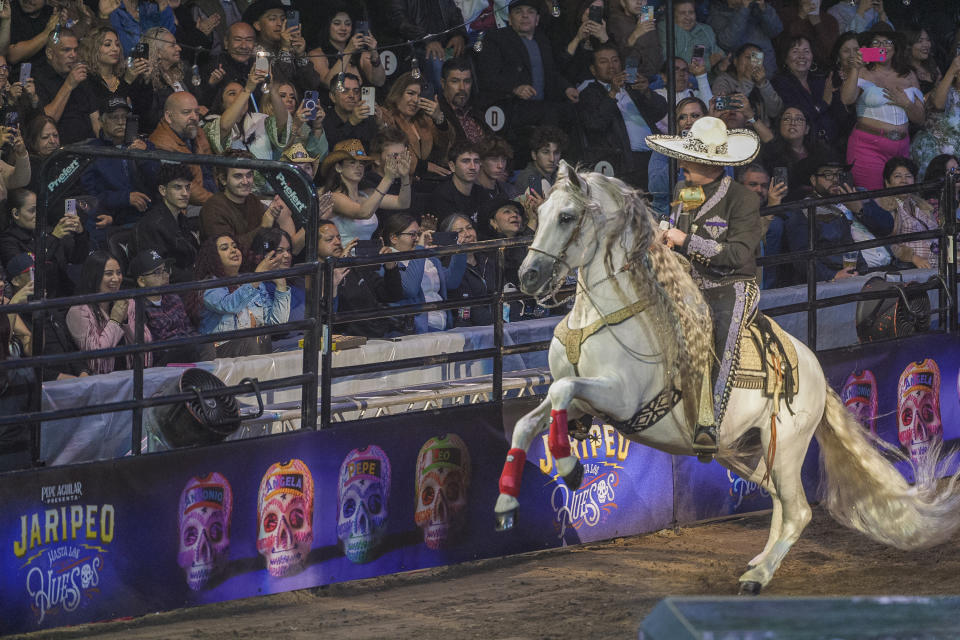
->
665 0 678 198
299 171 320 430
320 258 335 429
132 294 145 454
945 174 958 333
493 248 505 405
806 203 817 350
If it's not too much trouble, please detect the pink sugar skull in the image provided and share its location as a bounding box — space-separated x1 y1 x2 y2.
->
414 434 471 550
337 445 392 564
177 472 233 591
257 459 314 577
897 359 943 464
841 369 878 435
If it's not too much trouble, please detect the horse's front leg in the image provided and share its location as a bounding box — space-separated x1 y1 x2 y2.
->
495 396 553 530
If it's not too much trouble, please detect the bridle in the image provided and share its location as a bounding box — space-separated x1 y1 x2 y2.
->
525 195 597 307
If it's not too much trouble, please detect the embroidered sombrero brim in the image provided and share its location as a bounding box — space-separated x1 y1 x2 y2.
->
645 128 761 166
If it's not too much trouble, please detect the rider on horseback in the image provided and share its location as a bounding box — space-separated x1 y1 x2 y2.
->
645 117 763 460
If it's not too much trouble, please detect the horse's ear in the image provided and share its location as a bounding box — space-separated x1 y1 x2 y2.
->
559 160 582 191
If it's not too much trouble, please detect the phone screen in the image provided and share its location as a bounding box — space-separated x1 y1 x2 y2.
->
302 90 319 120
255 53 270 73
433 231 459 246
773 167 788 189
588 5 603 23
354 239 381 257
691 44 705 62
420 82 436 101
285 10 299 29
65 199 77 216
624 56 639 83
124 113 139 145
4 111 18 128
19 63 30 84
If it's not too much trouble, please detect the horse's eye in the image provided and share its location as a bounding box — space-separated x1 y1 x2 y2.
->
559 214 575 224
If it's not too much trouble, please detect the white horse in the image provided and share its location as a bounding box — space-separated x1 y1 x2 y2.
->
495 162 960 594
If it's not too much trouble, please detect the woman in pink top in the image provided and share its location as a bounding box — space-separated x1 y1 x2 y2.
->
840 30 925 190
66 251 152 375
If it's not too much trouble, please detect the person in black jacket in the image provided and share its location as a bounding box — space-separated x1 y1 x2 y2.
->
576 42 668 190
475 0 579 131
317 219 406 337
437 57 492 146
0 188 88 298
387 0 467 92
134 164 200 284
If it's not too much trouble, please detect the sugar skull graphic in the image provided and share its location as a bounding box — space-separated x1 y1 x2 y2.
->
337 445 392 564
257 459 315 577
897 359 943 464
177 472 233 590
841 369 878 435
415 434 471 550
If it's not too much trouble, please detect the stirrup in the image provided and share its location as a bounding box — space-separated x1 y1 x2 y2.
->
570 415 593 441
693 424 718 463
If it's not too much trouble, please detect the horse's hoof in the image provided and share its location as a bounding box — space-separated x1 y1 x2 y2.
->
562 459 584 491
495 509 517 532
738 581 762 596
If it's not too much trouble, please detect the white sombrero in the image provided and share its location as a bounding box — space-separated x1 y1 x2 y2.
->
645 116 760 167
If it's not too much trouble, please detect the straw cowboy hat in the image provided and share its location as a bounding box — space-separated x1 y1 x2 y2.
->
281 142 321 174
645 116 760 167
320 139 374 178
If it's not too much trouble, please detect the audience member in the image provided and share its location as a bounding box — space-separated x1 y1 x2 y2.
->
772 0 838 72
79 25 145 106
441 212 495 327
378 71 454 179
35 28 97 143
242 0 321 97
737 162 790 288
129 249 214 365
822 30 860 143
386 0 467 91
911 53 960 176
712 42 783 125
249 226 302 323
577 42 667 188
382 213 466 334
559 0 615 86
841 31 924 190
771 35 846 147
134 163 199 283
132 27 187 134
903 29 940 98
759 106 819 188
323 72 376 148
200 149 299 250
708 0 782 77
193 232 288 357
8 0 58 68
514 125 566 196
658 0 724 73
66 249 153 374
919 153 959 220
361 128 414 219
437 57 492 146
316 219 406 338
0 52 40 119
23 113 59 195
429 141 487 220
649 96 708 217
109 0 176 56
199 21 256 106
149 91 217 205
605 0 662 78
308 6 385 89
785 152 891 283
827 0 891 35
0 188 87 297
476 135 521 199
861 157 937 270
475 0 578 130
475 197 532 287
81 96 155 230
322 138 411 247
653 57 713 131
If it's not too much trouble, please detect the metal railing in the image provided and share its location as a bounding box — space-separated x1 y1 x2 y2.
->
2 143 956 468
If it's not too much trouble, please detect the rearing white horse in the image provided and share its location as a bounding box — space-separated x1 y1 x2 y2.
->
495 162 960 594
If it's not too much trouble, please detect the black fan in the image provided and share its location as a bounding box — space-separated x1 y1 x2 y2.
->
145 369 262 449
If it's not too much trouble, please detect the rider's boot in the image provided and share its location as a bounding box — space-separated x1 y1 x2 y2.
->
693 373 719 463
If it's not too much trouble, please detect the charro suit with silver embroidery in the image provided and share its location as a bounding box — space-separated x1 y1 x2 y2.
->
671 175 762 424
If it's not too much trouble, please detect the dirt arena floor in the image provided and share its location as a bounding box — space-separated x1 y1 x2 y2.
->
13 504 960 640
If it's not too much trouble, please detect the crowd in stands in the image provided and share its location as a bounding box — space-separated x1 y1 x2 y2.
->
1 0 960 398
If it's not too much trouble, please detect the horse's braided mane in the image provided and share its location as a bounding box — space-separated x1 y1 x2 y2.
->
577 171 714 429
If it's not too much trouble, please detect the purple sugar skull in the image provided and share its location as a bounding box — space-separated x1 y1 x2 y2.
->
337 445 392 564
414 434 471 550
177 472 233 590
257 459 315 578
897 359 943 465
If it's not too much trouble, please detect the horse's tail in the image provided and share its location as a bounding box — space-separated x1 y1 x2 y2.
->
816 385 960 550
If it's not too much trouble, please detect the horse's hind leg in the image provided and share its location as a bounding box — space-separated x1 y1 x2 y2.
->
737 445 812 594
740 458 783 568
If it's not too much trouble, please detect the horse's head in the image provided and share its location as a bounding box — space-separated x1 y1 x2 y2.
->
519 162 606 297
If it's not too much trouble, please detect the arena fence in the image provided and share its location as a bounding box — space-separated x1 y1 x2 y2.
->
0 146 956 469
